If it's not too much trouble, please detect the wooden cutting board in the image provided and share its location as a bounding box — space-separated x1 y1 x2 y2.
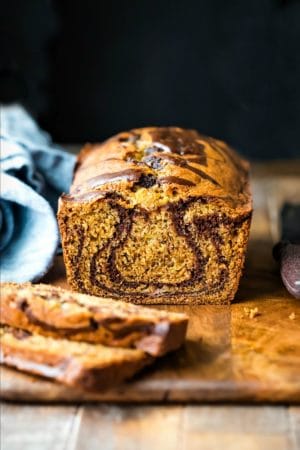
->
1 163 300 403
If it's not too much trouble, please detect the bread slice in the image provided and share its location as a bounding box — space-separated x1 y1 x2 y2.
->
0 283 188 356
0 326 152 391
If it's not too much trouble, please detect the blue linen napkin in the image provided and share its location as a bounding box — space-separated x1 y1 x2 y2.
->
0 104 76 282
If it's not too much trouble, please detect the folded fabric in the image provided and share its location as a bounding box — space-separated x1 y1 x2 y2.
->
0 104 76 282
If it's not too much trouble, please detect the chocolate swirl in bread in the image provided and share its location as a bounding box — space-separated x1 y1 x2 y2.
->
58 127 252 304
0 325 152 391
0 283 188 356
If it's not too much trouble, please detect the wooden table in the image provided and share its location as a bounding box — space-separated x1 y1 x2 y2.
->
2 404 300 449
1 160 300 450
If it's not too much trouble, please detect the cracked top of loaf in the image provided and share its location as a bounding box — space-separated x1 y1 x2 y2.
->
64 127 251 211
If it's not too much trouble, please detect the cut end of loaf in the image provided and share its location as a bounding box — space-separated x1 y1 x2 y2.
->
58 196 251 304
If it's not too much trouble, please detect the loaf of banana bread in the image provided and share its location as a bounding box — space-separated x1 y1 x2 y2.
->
58 127 252 304
0 325 151 391
0 283 188 356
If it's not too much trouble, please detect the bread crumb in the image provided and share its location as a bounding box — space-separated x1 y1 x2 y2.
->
249 307 259 319
243 307 260 319
289 312 296 320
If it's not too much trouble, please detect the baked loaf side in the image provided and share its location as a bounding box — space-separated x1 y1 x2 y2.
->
0 283 188 356
58 127 252 304
0 326 151 391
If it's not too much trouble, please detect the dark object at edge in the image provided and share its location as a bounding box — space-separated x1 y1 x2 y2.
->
273 204 300 299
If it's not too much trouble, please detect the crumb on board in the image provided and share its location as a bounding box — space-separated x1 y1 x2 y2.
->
243 307 260 319
289 312 296 320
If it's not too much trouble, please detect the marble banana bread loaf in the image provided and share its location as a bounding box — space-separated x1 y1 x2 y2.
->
0 326 151 391
0 283 188 356
58 127 252 304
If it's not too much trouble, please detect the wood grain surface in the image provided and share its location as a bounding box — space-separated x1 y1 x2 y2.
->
1 163 300 403
2 404 300 450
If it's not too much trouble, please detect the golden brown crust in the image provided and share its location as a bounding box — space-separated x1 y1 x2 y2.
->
66 127 251 212
0 326 151 391
58 127 252 304
0 283 188 356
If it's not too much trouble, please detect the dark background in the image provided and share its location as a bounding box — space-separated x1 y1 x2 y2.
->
1 0 300 159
